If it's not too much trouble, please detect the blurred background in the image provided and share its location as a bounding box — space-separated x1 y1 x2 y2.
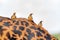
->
0 0 60 39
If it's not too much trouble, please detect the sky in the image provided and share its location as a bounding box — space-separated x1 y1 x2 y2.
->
0 0 60 34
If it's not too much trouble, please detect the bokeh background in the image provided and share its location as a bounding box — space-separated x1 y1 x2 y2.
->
0 0 60 39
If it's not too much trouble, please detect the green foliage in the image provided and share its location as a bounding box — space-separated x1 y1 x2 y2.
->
53 33 60 40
